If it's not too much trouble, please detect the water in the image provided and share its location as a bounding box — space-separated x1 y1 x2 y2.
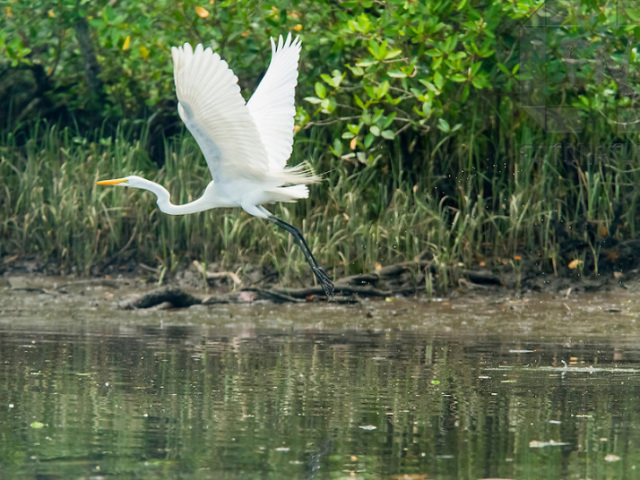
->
2 282 640 479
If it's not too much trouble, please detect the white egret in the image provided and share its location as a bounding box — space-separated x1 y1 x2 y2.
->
97 34 334 297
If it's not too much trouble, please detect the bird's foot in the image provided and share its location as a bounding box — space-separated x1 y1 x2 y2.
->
313 266 334 299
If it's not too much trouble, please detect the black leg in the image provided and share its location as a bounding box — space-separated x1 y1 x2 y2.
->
267 216 334 298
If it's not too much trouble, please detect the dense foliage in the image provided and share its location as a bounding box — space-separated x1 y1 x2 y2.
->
2 0 640 287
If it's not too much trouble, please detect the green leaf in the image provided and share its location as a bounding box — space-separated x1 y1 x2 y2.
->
471 75 489 89
625 7 640 21
496 62 510 76
376 81 390 99
377 40 388 60
462 84 470 102
449 51 468 60
425 49 443 57
384 49 402 60
331 138 343 156
450 74 466 82
419 79 438 93
367 39 380 59
314 82 326 99
304 97 322 104
388 69 407 78
381 129 395 140
356 59 377 68
438 118 450 133
321 72 344 88
347 64 364 76
102 6 113 23
320 98 335 113
370 125 381 136
433 71 444 90
364 133 374 148
383 113 396 128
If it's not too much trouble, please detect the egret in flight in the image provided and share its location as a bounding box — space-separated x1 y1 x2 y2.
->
97 34 334 297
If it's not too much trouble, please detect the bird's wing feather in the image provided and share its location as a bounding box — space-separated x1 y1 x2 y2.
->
171 43 269 182
246 34 301 173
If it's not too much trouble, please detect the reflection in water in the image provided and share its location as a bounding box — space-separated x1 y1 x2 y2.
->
1 309 640 479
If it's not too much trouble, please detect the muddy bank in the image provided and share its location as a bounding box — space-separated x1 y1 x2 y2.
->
1 252 637 310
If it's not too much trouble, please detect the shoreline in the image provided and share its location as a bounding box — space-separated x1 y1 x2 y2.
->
1 255 634 309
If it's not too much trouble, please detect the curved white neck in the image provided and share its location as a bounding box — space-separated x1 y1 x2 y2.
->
132 178 218 215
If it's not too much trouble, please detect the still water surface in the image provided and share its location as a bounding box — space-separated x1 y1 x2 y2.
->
2 284 640 479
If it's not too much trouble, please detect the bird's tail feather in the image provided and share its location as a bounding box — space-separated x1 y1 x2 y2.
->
271 184 309 201
278 163 321 185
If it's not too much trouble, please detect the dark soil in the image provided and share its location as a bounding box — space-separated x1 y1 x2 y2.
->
1 249 637 308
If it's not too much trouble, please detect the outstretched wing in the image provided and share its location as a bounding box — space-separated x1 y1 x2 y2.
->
171 43 269 183
246 34 301 173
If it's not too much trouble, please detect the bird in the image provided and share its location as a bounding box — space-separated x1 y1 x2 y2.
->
97 34 334 297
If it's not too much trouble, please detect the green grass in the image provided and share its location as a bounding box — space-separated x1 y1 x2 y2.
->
1 113 639 290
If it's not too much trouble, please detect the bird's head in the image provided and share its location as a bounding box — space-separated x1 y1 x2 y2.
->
96 175 170 205
96 175 147 189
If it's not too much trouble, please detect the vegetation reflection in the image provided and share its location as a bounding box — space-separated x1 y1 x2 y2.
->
0 326 637 478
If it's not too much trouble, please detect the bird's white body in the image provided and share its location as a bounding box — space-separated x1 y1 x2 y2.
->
98 34 334 296
123 175 309 218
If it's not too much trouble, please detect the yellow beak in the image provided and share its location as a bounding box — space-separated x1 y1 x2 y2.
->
96 178 128 186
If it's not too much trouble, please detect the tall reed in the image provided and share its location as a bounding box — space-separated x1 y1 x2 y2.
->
1 116 637 290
